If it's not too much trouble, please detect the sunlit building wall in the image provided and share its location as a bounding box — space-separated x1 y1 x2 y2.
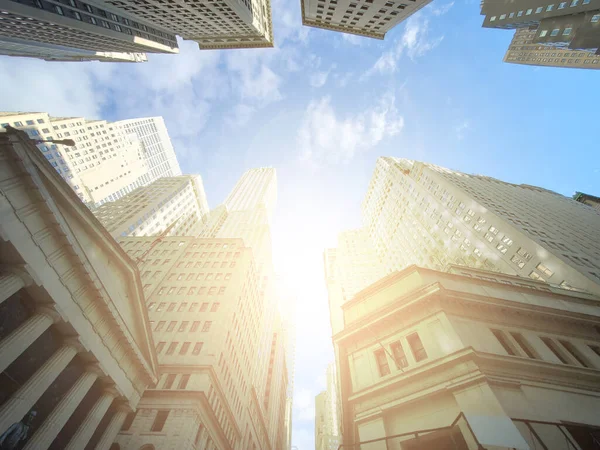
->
94 176 209 238
362 157 600 296
315 362 341 450
333 265 600 449
301 0 432 40
0 112 182 208
0 128 157 450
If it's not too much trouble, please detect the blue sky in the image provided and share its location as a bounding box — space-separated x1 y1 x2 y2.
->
1 0 599 446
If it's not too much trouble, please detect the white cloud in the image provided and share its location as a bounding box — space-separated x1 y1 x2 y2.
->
363 7 448 77
429 1 455 16
310 70 330 88
341 33 364 46
455 120 471 140
298 92 404 166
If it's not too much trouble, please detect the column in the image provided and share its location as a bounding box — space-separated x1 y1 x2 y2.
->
0 344 78 435
0 271 26 305
94 405 130 450
23 369 99 450
65 388 117 450
0 307 59 374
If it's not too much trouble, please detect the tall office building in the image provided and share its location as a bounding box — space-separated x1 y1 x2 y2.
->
361 157 600 296
0 0 178 62
94 176 209 238
481 0 600 55
503 27 600 69
301 0 430 39
0 126 157 450
101 0 274 49
332 264 600 449
114 117 182 182
225 167 277 218
114 168 292 450
0 112 181 208
314 363 340 450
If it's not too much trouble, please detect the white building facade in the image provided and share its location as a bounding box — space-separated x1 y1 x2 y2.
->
361 157 600 296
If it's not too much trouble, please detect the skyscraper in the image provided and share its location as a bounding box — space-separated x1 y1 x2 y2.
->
94 176 209 238
0 0 178 61
503 27 600 69
301 0 430 39
101 0 274 49
114 117 182 182
314 363 340 450
0 112 181 208
481 0 600 56
361 157 600 295
573 191 600 210
114 168 292 450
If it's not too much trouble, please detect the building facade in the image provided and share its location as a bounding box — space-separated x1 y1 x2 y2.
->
503 28 600 69
361 157 600 296
0 112 181 208
481 0 600 55
94 176 209 239
300 0 431 39
101 0 274 49
315 363 341 450
0 0 178 61
332 265 600 449
0 126 157 450
114 117 182 183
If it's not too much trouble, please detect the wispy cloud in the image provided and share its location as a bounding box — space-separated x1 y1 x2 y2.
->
429 1 455 16
455 119 471 140
298 92 404 167
363 3 452 77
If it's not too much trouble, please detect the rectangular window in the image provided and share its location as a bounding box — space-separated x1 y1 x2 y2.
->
390 341 408 369
155 321 165 332
559 340 591 367
190 303 198 312
192 342 203 355
163 373 176 389
210 303 220 312
202 321 212 332
200 302 209 312
179 342 190 355
563 27 572 35
536 263 553 277
178 302 188 312
156 341 166 353
191 321 200 332
166 321 176 332
374 349 390 376
510 332 538 359
558 1 566 7
491 329 517 356
178 321 189 332
157 302 166 312
546 4 554 10
541 337 569 364
407 333 428 362
151 410 170 432
166 342 178 355
178 374 190 389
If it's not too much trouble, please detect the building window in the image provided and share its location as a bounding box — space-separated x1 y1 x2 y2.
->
179 342 190 355
490 15 496 21
559 340 591 367
591 14 600 22
546 4 554 10
541 337 569 364
178 321 188 332
178 374 190 389
191 321 200 332
390 341 408 369
374 349 390 376
163 374 176 389
510 332 538 359
526 8 532 14
166 342 178 355
562 27 572 35
155 321 165 332
156 342 166 353
202 321 212 332
90 16 97 24
491 329 517 356
535 6 543 12
151 411 170 432
192 342 203 355
121 411 137 431
55 5 64 14
407 333 427 362
211 303 220 312
536 263 554 277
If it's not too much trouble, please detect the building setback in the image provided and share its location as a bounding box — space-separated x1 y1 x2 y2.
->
362 157 600 296
0 0 178 61
0 124 157 450
573 191 600 211
480 0 600 56
332 265 600 449
301 0 431 39
503 27 600 69
93 176 210 239
0 112 181 208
